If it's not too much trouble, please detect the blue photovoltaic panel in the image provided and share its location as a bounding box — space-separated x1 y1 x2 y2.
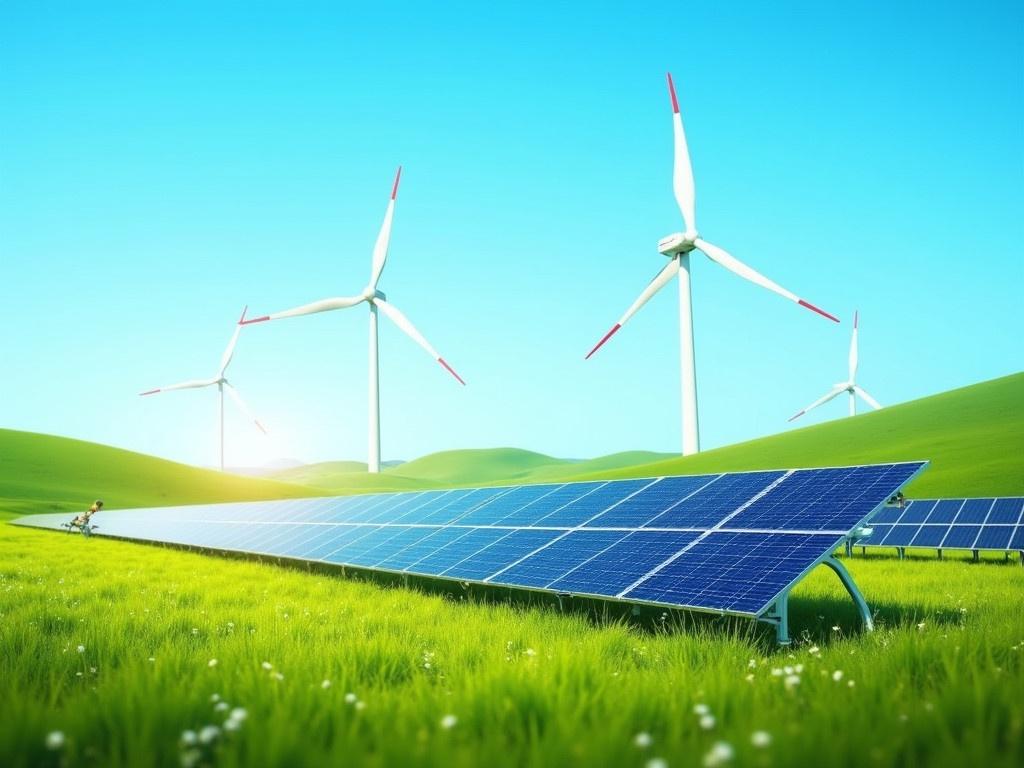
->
859 496 1024 553
11 462 926 618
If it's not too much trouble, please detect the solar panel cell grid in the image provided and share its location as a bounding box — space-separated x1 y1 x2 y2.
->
859 497 1024 552
12 462 927 620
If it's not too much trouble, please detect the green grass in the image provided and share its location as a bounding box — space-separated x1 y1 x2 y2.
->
1 523 1021 767
273 373 1023 498
0 429 323 520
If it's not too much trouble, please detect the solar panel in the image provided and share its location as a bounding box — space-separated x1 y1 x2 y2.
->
857 497 1024 556
11 462 927 643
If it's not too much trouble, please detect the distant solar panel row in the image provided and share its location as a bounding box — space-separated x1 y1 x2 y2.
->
861 497 1024 551
14 462 925 619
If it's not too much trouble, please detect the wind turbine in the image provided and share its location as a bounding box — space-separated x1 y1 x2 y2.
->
241 167 465 474
140 307 266 471
585 72 839 456
788 311 882 422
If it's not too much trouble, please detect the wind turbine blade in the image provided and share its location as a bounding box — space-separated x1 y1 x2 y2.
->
373 297 465 385
218 306 248 376
241 295 366 324
585 257 680 359
694 238 839 323
848 310 859 382
139 377 218 396
370 166 401 289
667 72 696 235
788 385 847 422
222 382 267 433
853 385 882 410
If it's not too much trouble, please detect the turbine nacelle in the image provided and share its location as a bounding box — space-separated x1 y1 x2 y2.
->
657 232 699 256
363 287 387 302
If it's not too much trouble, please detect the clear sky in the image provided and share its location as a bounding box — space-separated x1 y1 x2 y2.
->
1 1 1021 469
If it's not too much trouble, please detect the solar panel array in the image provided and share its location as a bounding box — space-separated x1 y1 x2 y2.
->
13 462 925 618
860 497 1024 552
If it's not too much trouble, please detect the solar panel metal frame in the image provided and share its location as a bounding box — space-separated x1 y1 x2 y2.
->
10 461 929 643
853 496 1024 560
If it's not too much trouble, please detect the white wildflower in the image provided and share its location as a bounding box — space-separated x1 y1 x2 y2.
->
634 731 653 748
321 679 331 689
261 661 273 670
646 759 668 768
784 674 801 690
751 730 772 748
344 692 358 705
693 703 710 716
198 725 220 745
832 670 844 682
700 714 716 730
440 714 457 729
703 741 735 767
214 701 229 713
180 729 198 746
45 731 65 750
207 659 218 668
76 645 85 654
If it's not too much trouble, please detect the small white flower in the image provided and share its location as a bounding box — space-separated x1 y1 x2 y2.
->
198 725 220 745
524 648 537 657
770 668 783 677
699 714 716 730
751 730 772 748
440 714 458 729
261 661 273 670
847 679 856 688
180 749 201 768
180 729 198 746
214 701 229 713
832 670 844 682
321 679 331 689
794 664 804 674
808 646 820 655
747 658 757 668
693 703 710 716
77 645 85 654
207 659 218 668
917 622 926 631
703 741 735 767
272 671 284 681
784 674 801 690
634 731 653 748
45 731 65 750
344 692 357 705
831 625 840 632
355 700 366 711
223 718 241 732
229 708 247 723
210 693 221 703
645 759 668 768
148 657 155 662
744 673 755 682
783 666 793 675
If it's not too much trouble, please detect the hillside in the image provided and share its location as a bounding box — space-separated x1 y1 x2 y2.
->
0 429 322 519
575 372 1024 497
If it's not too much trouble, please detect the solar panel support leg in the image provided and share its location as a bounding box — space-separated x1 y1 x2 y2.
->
762 593 791 646
937 549 943 561
822 556 874 633
972 550 979 563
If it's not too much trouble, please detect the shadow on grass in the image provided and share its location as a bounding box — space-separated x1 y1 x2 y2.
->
36 531 986 652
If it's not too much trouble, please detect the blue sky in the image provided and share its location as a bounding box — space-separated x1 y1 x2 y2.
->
1 1 1021 468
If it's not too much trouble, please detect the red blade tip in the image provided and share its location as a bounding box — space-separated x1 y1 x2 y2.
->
391 166 402 200
585 323 622 360
798 300 840 323
240 315 270 326
666 72 679 114
438 358 466 385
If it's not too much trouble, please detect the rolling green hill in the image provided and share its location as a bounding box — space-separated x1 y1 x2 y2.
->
0 429 322 520
572 372 1024 497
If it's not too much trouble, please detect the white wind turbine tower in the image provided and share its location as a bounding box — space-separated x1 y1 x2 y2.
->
242 167 465 474
140 307 266 470
586 72 840 456
788 311 882 423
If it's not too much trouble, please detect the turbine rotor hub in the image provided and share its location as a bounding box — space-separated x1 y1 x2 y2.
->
657 232 699 256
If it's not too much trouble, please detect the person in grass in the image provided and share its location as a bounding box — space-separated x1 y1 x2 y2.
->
69 500 103 536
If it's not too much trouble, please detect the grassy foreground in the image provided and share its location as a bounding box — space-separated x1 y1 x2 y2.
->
1 523 1022 768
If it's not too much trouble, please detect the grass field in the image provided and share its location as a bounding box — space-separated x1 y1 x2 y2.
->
2 372 1023 766
1 523 1021 768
